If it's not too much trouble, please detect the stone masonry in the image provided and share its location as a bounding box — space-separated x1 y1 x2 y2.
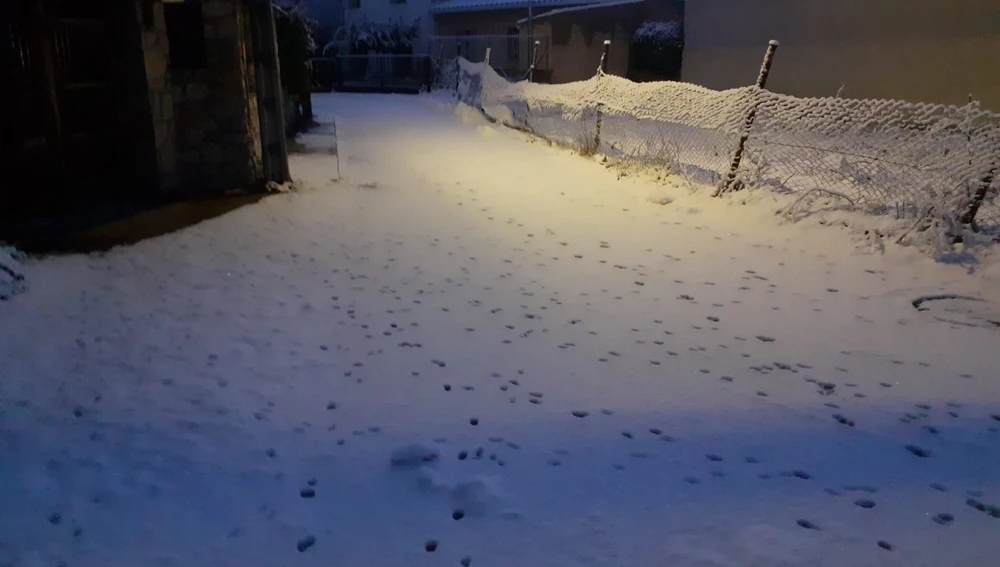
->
136 0 263 196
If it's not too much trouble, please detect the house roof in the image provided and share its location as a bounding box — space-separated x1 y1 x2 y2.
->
515 0 644 24
430 0 610 16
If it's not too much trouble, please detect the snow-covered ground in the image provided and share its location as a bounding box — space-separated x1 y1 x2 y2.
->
2 93 999 567
0 246 27 301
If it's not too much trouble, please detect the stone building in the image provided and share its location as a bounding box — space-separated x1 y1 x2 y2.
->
2 0 288 225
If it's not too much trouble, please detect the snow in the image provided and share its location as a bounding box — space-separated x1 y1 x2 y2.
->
2 92 1000 567
634 20 682 41
431 0 608 15
517 0 646 24
390 443 442 467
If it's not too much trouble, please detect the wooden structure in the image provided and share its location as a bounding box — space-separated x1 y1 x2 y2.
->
1 0 288 225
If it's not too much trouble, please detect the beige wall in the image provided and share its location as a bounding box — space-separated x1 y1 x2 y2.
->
541 20 631 84
683 0 1000 110
536 0 683 84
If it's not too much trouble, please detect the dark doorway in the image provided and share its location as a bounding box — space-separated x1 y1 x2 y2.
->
1 0 155 228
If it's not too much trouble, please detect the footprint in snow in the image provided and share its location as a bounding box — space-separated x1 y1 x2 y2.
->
297 535 317 552
796 519 820 530
932 513 954 525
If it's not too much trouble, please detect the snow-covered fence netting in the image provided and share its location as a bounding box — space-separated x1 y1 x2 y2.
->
455 58 1000 238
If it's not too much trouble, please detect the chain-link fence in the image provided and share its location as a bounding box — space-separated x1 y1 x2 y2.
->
430 35 551 83
310 55 434 94
455 57 1000 242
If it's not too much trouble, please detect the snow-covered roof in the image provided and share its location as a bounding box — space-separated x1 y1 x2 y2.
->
515 0 644 24
431 0 609 15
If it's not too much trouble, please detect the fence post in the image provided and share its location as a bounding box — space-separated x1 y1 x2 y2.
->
529 40 540 82
455 43 463 97
960 168 997 229
379 54 386 91
484 47 491 67
423 55 433 91
600 39 611 74
591 40 611 154
716 40 779 197
957 95 995 231
437 44 444 88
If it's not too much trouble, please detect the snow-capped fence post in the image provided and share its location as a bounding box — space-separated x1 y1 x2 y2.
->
716 40 779 197
589 40 612 155
484 47 491 67
600 39 611 74
529 40 540 82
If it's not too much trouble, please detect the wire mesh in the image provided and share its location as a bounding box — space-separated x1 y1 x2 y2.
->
455 58 1000 237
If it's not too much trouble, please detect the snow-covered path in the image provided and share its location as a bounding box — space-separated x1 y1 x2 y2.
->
2 94 999 567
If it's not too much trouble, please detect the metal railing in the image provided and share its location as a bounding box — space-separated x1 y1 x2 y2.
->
310 54 434 94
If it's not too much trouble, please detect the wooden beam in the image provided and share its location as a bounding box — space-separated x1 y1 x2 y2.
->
249 0 289 184
34 0 66 183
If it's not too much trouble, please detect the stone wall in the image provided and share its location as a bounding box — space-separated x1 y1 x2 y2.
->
137 0 176 191
171 0 262 192
136 0 263 196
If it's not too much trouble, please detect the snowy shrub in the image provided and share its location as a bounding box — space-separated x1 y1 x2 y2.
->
630 21 683 82
345 17 421 55
274 2 318 132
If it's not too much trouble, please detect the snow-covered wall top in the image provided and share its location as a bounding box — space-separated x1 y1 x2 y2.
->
520 0 644 22
431 0 608 15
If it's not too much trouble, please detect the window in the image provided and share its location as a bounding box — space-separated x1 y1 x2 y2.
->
348 0 360 9
163 0 207 70
506 27 519 62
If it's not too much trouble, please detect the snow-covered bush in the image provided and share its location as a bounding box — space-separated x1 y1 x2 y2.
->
343 17 421 55
274 1 318 132
630 21 683 82
634 21 681 43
